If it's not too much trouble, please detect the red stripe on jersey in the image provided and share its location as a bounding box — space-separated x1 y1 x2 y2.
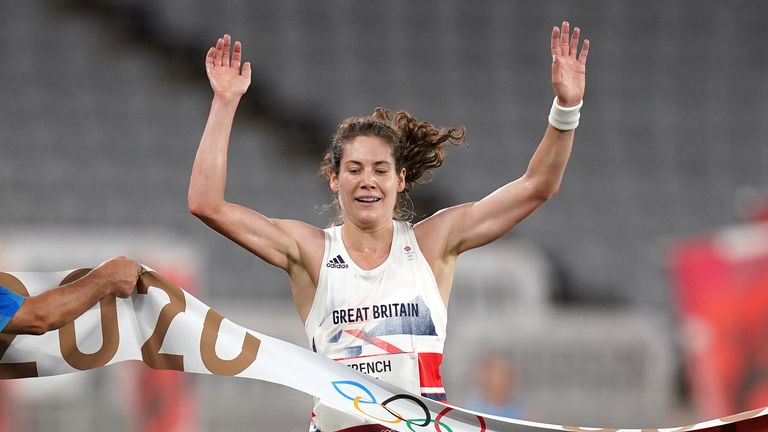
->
343 329 405 354
418 352 444 388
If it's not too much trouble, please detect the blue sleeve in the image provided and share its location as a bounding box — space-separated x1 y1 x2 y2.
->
0 285 25 332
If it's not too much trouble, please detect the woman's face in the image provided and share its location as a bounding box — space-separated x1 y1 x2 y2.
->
329 135 405 228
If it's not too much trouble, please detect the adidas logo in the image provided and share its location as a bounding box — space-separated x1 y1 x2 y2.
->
326 255 349 269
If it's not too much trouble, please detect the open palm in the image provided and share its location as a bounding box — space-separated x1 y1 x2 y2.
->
551 22 589 107
205 34 251 98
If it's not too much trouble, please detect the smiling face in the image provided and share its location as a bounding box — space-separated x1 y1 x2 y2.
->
329 135 406 229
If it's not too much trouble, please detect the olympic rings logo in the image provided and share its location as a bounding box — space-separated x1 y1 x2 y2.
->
331 380 486 432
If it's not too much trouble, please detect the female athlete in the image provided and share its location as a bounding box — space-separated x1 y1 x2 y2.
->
189 21 588 432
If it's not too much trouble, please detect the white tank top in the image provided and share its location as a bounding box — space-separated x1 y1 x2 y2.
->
305 220 448 431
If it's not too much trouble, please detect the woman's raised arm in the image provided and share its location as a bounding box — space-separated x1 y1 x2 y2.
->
188 34 320 274
418 21 590 258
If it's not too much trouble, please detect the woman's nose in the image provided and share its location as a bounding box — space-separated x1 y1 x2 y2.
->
361 170 376 188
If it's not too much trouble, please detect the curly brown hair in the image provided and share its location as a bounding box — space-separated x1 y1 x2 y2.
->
320 107 466 222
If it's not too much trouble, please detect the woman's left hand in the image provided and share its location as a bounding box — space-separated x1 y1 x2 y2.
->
551 21 589 107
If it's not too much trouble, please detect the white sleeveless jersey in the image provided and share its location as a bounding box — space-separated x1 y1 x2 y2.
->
305 220 448 432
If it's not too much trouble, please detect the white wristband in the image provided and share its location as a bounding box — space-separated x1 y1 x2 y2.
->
548 97 583 130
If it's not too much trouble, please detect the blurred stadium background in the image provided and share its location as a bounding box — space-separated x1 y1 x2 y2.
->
2 0 768 430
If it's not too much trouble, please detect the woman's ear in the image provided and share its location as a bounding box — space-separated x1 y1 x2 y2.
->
329 169 340 193
397 168 406 193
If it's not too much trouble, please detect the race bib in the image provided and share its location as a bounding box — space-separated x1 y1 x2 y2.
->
336 352 420 395
313 352 421 431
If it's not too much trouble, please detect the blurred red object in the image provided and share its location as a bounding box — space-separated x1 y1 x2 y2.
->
670 222 768 419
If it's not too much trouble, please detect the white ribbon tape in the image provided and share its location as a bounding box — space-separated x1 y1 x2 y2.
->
0 268 765 432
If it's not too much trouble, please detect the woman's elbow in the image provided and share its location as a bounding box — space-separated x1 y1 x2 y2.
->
188 196 214 218
526 178 561 202
188 200 225 225
523 173 560 202
188 201 206 218
542 185 560 200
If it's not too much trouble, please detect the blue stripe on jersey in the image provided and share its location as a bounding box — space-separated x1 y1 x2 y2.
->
364 296 437 338
0 285 25 332
421 392 447 402
342 346 363 358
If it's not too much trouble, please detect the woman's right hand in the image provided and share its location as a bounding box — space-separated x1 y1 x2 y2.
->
205 34 251 99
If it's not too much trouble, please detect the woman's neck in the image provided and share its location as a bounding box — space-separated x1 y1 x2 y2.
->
340 219 393 256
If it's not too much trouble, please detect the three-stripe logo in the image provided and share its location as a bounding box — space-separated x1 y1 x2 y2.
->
326 255 349 269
